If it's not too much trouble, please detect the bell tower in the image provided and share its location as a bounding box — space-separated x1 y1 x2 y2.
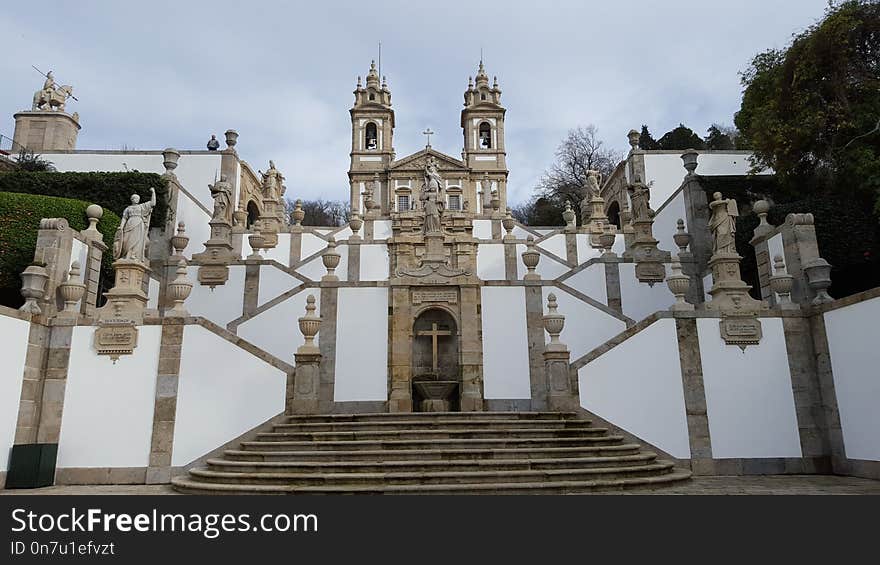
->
349 61 395 214
461 61 508 213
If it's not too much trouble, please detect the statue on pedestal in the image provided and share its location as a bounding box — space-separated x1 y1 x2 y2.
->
260 160 281 201
629 179 652 222
31 70 75 112
709 192 739 255
113 188 156 263
420 158 444 234
209 174 233 222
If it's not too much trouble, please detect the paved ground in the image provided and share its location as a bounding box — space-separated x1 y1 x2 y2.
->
1 475 879 495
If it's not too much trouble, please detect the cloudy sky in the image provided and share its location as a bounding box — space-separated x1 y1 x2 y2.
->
1 0 828 204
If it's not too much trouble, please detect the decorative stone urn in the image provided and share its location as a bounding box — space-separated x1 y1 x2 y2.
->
291 199 305 226
162 147 180 175
562 201 576 230
58 261 86 314
85 204 103 235
297 295 320 355
666 257 693 311
322 238 341 280
170 222 189 257
502 209 515 240
224 129 238 150
681 149 699 175
349 213 363 239
233 205 247 230
521 236 541 280
166 259 193 316
247 228 265 260
769 255 795 307
598 226 616 256
803 257 833 304
627 129 641 151
542 293 566 351
19 264 49 314
673 218 691 254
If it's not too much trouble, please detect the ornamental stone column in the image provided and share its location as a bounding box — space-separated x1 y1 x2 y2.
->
290 295 322 414
543 294 578 412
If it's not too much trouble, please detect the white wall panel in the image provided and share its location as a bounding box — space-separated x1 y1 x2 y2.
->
698 317 802 459
175 192 211 261
824 296 880 461
580 318 690 458
618 262 674 321
58 326 161 468
481 287 531 399
515 245 570 281
238 291 319 362
0 315 30 473
360 244 389 281
258 265 301 306
537 234 566 258
174 154 224 210
562 263 607 304
542 286 625 361
477 244 506 280
473 219 492 239
243 233 291 267
185 265 245 326
300 233 327 260
653 189 687 254
172 325 286 465
334 288 388 401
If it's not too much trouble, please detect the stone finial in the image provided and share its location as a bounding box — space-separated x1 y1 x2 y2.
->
681 149 699 175
673 218 691 254
562 201 576 230
769 255 795 308
85 204 103 236
803 257 833 304
224 129 238 149
666 256 693 311
627 129 640 151
171 221 189 257
522 236 541 280
162 148 180 175
543 293 567 351
349 213 363 240
752 199 773 240
297 294 321 355
19 264 49 314
599 225 616 256
322 237 341 281
166 259 193 316
502 209 515 240
291 199 305 226
58 261 86 315
247 228 265 260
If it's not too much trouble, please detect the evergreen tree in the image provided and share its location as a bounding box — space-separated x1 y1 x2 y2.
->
638 125 660 150
657 124 706 150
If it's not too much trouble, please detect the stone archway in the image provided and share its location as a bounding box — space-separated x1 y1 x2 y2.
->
411 308 460 411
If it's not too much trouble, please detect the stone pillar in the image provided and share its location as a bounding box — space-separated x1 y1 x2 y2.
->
749 200 777 303
290 295 322 414
243 263 260 317
778 213 823 307
12 322 50 445
627 181 668 284
503 240 518 281
31 218 76 317
193 218 234 288
318 284 339 413
80 205 107 317
347 241 361 282
525 282 547 411
13 111 80 152
35 319 76 445
603 259 623 315
680 154 712 276
388 287 413 412
289 224 303 265
459 286 484 412
542 294 578 412
146 319 184 484
564 232 578 265
99 259 150 324
675 318 713 474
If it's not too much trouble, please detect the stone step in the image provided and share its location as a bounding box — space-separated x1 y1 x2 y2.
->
255 427 609 442
186 461 677 487
240 435 627 452
224 443 644 462
205 453 659 474
172 469 693 495
283 411 578 423
272 418 594 432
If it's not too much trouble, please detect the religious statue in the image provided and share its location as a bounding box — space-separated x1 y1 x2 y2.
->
629 178 653 222
421 187 443 235
32 70 74 112
579 170 602 223
708 192 739 255
113 188 156 263
209 174 233 222
260 160 280 200
423 158 443 193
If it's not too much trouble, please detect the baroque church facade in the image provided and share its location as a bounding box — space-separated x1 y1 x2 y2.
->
0 61 878 493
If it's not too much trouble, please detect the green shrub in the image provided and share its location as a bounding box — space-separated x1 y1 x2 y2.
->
0 192 120 309
0 171 168 228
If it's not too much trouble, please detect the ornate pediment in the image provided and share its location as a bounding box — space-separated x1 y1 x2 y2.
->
389 148 466 172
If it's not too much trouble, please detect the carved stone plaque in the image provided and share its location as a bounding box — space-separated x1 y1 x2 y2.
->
197 264 230 288
719 314 763 350
412 289 458 305
94 322 139 362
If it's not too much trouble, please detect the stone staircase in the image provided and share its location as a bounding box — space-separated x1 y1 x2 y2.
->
171 411 691 494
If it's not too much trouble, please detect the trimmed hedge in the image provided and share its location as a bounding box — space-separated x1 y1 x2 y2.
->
0 192 121 309
0 171 168 228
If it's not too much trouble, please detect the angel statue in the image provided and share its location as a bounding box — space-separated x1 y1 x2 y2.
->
708 192 739 255
113 187 156 263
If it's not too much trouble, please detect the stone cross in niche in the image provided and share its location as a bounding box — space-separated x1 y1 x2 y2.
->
417 322 451 374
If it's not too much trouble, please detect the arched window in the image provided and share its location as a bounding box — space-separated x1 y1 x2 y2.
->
365 122 378 150
478 122 492 149
369 93 375 101
480 93 487 101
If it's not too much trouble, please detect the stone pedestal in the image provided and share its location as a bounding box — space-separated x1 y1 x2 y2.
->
13 111 80 152
290 353 321 414
630 218 668 284
544 349 579 412
99 259 150 323
705 252 764 312
193 219 234 288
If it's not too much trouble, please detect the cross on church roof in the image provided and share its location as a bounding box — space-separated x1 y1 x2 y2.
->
422 128 434 148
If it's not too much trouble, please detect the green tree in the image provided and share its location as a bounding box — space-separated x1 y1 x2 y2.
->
705 124 736 150
657 124 706 150
638 125 660 150
734 0 880 209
